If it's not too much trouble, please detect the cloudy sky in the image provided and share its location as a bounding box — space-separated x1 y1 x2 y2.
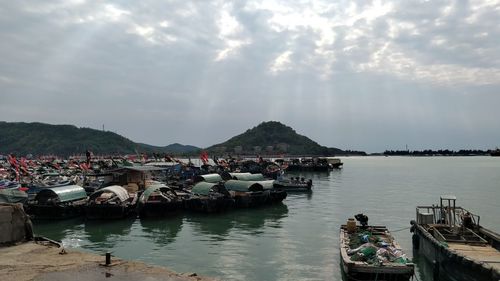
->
1 0 499 152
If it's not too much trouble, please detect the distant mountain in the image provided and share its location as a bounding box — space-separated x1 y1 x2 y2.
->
206 121 346 156
138 142 200 154
0 121 199 156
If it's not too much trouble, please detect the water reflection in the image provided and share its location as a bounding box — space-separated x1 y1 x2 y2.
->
84 218 135 247
140 215 183 245
231 203 288 233
186 203 289 238
33 218 84 242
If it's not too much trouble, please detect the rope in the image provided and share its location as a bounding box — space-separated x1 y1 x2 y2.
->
391 226 411 232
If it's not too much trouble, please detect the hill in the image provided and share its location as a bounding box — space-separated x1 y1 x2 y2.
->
0 122 199 156
206 121 345 156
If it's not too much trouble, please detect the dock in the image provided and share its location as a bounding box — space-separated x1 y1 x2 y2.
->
0 241 216 281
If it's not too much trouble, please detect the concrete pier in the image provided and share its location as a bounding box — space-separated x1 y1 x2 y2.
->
0 241 216 281
0 203 216 281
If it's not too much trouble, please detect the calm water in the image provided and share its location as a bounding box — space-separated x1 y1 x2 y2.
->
33 157 500 281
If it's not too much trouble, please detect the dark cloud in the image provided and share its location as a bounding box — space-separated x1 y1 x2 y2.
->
0 0 499 152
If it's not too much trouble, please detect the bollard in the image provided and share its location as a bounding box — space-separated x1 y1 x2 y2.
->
106 252 111 265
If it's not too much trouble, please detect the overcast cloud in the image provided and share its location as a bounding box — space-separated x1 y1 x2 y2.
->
1 0 499 152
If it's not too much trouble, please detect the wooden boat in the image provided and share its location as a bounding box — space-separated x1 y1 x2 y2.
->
253 180 287 204
0 188 28 204
85 185 137 219
27 185 87 219
185 181 234 213
411 195 500 281
137 184 183 218
273 177 312 192
340 221 415 280
224 180 269 208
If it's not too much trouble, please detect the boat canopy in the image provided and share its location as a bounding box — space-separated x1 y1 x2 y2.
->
248 180 274 190
224 180 264 192
35 185 87 203
0 189 28 204
194 174 223 183
192 182 219 196
139 184 172 204
90 185 129 202
230 173 265 181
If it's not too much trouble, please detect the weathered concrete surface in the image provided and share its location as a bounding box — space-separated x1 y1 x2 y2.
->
0 203 32 244
0 242 216 281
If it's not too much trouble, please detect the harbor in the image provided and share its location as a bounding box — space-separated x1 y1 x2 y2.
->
1 156 498 280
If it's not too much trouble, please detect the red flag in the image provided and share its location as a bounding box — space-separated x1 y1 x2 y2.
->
200 151 209 164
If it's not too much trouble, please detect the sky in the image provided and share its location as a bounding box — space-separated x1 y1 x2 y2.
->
1 0 499 153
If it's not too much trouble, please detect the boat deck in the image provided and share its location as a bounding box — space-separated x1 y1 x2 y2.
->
448 243 500 271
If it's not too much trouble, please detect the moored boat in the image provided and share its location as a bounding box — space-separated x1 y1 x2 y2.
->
137 184 183 218
27 185 87 219
252 180 287 204
273 177 312 192
85 185 137 219
224 180 269 208
340 216 415 281
411 195 500 281
185 181 234 213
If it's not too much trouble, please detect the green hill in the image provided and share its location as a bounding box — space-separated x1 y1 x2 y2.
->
206 121 344 156
0 122 199 156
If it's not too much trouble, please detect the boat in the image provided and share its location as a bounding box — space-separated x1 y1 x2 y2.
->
284 157 339 172
0 188 28 204
26 185 87 219
85 185 137 219
193 173 223 183
490 148 500 156
411 195 500 281
340 215 415 281
137 184 183 218
273 177 312 192
253 180 287 204
223 180 270 208
185 181 234 213
325 157 343 169
223 173 287 204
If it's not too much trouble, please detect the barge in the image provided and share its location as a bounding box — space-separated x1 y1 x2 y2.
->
411 195 500 281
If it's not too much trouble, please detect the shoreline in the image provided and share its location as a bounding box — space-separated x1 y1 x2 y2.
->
0 240 216 281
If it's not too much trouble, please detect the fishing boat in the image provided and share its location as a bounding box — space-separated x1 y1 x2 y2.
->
224 180 269 208
185 181 234 213
85 185 137 219
411 195 500 281
26 185 87 219
253 180 287 204
136 184 183 218
340 216 415 281
273 177 312 192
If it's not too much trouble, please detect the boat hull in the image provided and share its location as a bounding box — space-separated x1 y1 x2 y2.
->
84 204 135 220
186 197 234 213
138 201 183 218
412 224 500 281
27 204 84 220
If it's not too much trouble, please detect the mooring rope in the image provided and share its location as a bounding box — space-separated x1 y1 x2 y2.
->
391 226 411 232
